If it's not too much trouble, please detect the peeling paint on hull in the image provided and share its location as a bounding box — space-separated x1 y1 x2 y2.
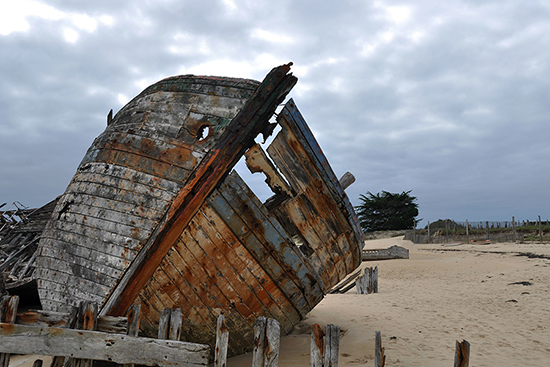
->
35 65 363 356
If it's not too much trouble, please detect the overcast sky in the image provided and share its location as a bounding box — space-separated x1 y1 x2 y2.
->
1 0 549 227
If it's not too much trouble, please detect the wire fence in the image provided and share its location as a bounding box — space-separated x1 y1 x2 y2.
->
406 216 549 244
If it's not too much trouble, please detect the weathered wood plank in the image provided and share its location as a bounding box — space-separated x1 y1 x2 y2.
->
324 324 339 367
454 340 470 367
207 187 308 317
214 315 228 367
374 331 385 367
310 324 325 367
217 173 324 309
0 295 18 367
197 205 298 331
0 323 209 366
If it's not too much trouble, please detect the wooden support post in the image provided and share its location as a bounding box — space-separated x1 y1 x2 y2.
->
454 340 470 367
252 317 280 367
338 172 355 191
538 215 543 242
158 308 183 341
465 219 469 243
310 324 325 367
214 315 229 367
73 302 98 367
324 324 339 367
50 306 78 367
374 331 385 367
356 267 378 295
123 304 141 367
0 296 19 367
427 221 431 244
512 216 517 242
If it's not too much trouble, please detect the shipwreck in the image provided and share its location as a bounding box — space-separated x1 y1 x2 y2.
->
31 63 363 355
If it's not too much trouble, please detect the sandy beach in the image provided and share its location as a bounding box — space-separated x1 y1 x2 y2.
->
227 237 550 366
9 237 549 367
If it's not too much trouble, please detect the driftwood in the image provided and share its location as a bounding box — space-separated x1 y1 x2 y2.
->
362 245 409 261
355 267 378 295
310 323 339 367
0 297 209 367
252 317 280 367
374 331 385 367
454 340 470 367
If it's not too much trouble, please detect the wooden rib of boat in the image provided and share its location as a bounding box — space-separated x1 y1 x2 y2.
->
34 64 363 355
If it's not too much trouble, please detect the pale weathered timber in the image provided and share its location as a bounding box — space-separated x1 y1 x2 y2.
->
214 315 229 367
338 172 355 191
355 267 378 295
123 304 141 367
0 295 18 367
328 269 362 294
73 301 98 367
252 317 280 367
310 324 325 367
362 245 409 261
324 324 340 367
454 340 470 367
374 331 385 367
0 324 209 366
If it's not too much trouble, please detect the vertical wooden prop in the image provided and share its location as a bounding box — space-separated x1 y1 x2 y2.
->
374 331 385 367
538 215 543 242
214 315 229 367
50 306 78 367
123 304 141 367
512 216 517 242
73 301 98 367
356 267 378 294
0 295 19 367
158 308 183 341
310 324 325 367
454 340 470 367
324 325 339 367
252 317 281 367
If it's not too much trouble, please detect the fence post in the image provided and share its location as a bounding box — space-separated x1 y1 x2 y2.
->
310 324 325 367
374 331 385 367
512 216 516 242
252 317 280 367
539 215 543 242
73 301 98 367
486 221 489 240
123 304 141 367
465 220 469 243
445 219 449 243
0 295 19 367
427 221 431 244
454 340 470 367
214 315 229 367
324 325 339 367
356 267 378 295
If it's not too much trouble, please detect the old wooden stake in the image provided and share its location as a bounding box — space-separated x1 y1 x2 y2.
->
73 301 98 367
0 296 19 367
324 324 339 367
252 317 281 367
310 324 325 367
123 304 141 367
454 340 470 367
214 315 229 367
374 331 385 367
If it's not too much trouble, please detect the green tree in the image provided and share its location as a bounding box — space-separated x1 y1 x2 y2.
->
355 190 419 232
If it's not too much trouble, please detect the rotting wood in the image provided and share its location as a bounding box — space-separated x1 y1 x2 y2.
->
0 295 18 367
252 317 280 367
324 324 339 367
374 331 385 367
454 340 470 367
103 63 298 317
337 172 355 191
328 269 362 294
214 315 229 367
73 301 98 367
0 324 209 366
362 245 409 261
355 267 378 295
310 324 325 367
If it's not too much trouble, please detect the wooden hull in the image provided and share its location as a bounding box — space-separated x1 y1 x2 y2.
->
35 66 363 355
